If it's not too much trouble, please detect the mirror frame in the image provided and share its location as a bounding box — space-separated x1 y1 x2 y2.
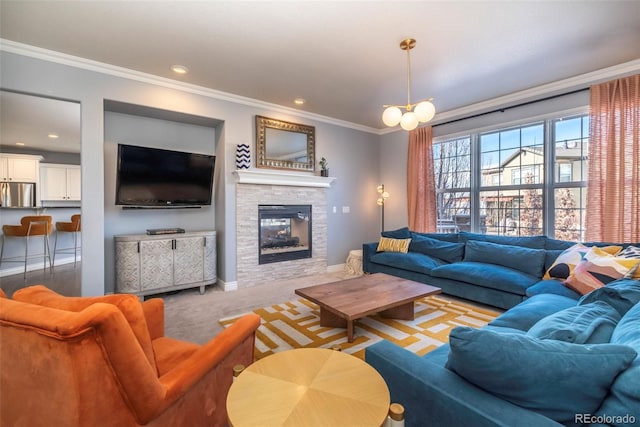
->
255 115 316 172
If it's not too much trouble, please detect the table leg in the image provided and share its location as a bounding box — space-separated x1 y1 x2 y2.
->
320 307 347 328
380 302 415 320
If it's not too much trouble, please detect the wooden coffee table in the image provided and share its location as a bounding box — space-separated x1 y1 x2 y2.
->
295 273 441 342
226 348 390 426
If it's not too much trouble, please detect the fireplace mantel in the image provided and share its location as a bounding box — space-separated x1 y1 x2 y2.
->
233 169 336 188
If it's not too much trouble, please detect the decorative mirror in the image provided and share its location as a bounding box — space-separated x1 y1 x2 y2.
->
256 115 315 172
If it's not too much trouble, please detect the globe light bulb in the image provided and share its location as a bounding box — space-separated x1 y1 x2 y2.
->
382 106 402 127
381 191 389 199
414 101 436 123
400 112 419 131
377 198 384 206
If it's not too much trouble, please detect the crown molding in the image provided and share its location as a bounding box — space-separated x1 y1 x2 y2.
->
380 58 640 135
0 39 380 134
2 39 638 137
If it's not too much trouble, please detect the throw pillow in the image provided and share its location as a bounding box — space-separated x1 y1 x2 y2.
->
618 245 640 279
463 239 546 277
526 300 621 344
381 227 411 239
563 246 640 295
445 326 637 422
543 243 622 280
578 278 640 317
376 236 411 253
408 235 465 263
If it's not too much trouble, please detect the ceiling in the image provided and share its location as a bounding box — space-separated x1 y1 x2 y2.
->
1 1 639 131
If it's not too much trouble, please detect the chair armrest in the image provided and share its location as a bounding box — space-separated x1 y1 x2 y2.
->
142 298 164 340
159 313 261 401
365 341 563 427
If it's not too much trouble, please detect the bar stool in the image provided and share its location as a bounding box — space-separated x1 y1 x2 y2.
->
0 215 54 278
53 214 81 267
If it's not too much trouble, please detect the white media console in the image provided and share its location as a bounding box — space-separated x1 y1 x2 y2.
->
114 230 216 297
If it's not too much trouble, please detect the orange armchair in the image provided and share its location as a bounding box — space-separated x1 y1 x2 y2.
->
1 285 260 427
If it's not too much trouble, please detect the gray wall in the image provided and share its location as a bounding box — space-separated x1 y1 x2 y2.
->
0 49 380 295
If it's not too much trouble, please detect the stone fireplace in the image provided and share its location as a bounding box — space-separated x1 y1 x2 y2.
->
234 169 334 289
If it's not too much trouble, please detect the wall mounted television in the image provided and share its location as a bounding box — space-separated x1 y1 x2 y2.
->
115 144 215 208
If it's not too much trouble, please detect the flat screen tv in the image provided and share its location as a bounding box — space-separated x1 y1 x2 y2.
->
115 144 215 207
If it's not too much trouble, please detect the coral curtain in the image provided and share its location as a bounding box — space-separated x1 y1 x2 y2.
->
407 126 437 232
585 74 640 242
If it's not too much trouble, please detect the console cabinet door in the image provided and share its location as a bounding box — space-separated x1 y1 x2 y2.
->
140 239 174 291
174 236 204 285
204 234 217 282
115 241 141 294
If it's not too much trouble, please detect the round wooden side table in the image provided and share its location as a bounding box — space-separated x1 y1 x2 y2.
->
226 348 390 426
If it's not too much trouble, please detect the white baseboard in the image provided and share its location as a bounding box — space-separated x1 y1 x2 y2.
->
0 256 81 278
327 263 345 273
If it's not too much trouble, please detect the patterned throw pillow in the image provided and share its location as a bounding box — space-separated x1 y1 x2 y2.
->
563 247 640 295
376 237 411 253
544 243 622 280
618 245 640 279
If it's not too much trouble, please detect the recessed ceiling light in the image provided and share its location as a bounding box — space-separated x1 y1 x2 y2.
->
16 142 25 146
171 65 189 75
294 98 306 106
48 133 59 139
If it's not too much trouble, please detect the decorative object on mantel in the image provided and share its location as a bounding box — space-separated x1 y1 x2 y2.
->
236 144 250 169
382 38 436 131
255 115 315 172
377 184 390 232
319 157 329 177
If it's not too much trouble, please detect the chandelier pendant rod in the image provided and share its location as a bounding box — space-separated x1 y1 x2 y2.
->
406 42 412 111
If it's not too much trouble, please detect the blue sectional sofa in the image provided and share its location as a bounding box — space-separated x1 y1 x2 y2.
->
366 279 640 427
363 228 639 310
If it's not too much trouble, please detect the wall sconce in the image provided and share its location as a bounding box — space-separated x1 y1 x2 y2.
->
377 184 390 232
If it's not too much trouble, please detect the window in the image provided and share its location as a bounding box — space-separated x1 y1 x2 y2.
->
433 137 471 232
434 113 589 239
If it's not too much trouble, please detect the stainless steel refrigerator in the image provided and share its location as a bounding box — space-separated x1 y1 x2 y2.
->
0 182 36 208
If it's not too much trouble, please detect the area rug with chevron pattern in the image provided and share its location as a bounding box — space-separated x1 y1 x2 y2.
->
219 295 502 360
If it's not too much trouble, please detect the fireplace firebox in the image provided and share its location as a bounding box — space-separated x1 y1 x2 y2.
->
258 205 311 264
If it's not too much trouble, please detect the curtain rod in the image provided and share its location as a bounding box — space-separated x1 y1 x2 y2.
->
432 87 590 128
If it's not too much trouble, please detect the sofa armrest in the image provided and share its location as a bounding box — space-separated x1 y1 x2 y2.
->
365 341 563 427
142 298 164 340
362 242 379 272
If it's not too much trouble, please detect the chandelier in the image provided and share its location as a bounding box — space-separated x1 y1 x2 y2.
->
382 38 436 131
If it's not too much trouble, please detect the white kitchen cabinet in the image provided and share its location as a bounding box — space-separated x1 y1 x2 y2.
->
0 154 41 182
40 164 81 201
114 231 217 297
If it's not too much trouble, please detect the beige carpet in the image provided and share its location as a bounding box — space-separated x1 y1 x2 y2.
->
219 295 501 360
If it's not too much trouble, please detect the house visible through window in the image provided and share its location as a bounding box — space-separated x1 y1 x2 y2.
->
434 113 588 240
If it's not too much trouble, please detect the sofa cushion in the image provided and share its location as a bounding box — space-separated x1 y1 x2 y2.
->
410 231 459 243
458 231 547 249
525 279 582 300
409 235 465 263
543 243 622 280
596 302 640 426
445 326 637 422
462 240 546 277
578 279 640 317
376 236 411 253
381 227 411 239
526 301 620 344
564 246 640 295
429 262 538 295
489 293 578 331
370 251 447 275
